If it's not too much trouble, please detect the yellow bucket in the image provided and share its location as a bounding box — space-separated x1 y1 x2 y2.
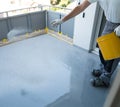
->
97 32 120 60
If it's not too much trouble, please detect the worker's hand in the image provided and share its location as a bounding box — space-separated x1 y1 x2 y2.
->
114 25 120 37
51 19 63 27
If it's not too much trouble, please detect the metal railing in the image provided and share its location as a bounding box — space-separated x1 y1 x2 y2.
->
0 5 74 40
0 5 72 18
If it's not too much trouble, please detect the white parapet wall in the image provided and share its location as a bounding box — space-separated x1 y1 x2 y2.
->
73 2 98 50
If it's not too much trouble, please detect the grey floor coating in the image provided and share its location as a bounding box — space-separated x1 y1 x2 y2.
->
0 34 111 107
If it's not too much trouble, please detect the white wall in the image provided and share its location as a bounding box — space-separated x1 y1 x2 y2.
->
73 2 98 50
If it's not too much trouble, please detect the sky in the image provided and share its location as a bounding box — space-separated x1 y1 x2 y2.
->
0 0 50 11
0 0 77 12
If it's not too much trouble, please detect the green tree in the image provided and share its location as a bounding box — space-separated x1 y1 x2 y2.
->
50 0 61 5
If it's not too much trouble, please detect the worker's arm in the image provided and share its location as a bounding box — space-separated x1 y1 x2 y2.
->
51 0 91 27
62 0 91 22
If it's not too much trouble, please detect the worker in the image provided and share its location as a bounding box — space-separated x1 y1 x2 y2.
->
51 0 120 87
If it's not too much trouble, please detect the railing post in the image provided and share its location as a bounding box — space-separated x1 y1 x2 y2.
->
6 12 9 17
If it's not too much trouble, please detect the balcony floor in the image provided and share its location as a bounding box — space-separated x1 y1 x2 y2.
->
0 34 110 107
